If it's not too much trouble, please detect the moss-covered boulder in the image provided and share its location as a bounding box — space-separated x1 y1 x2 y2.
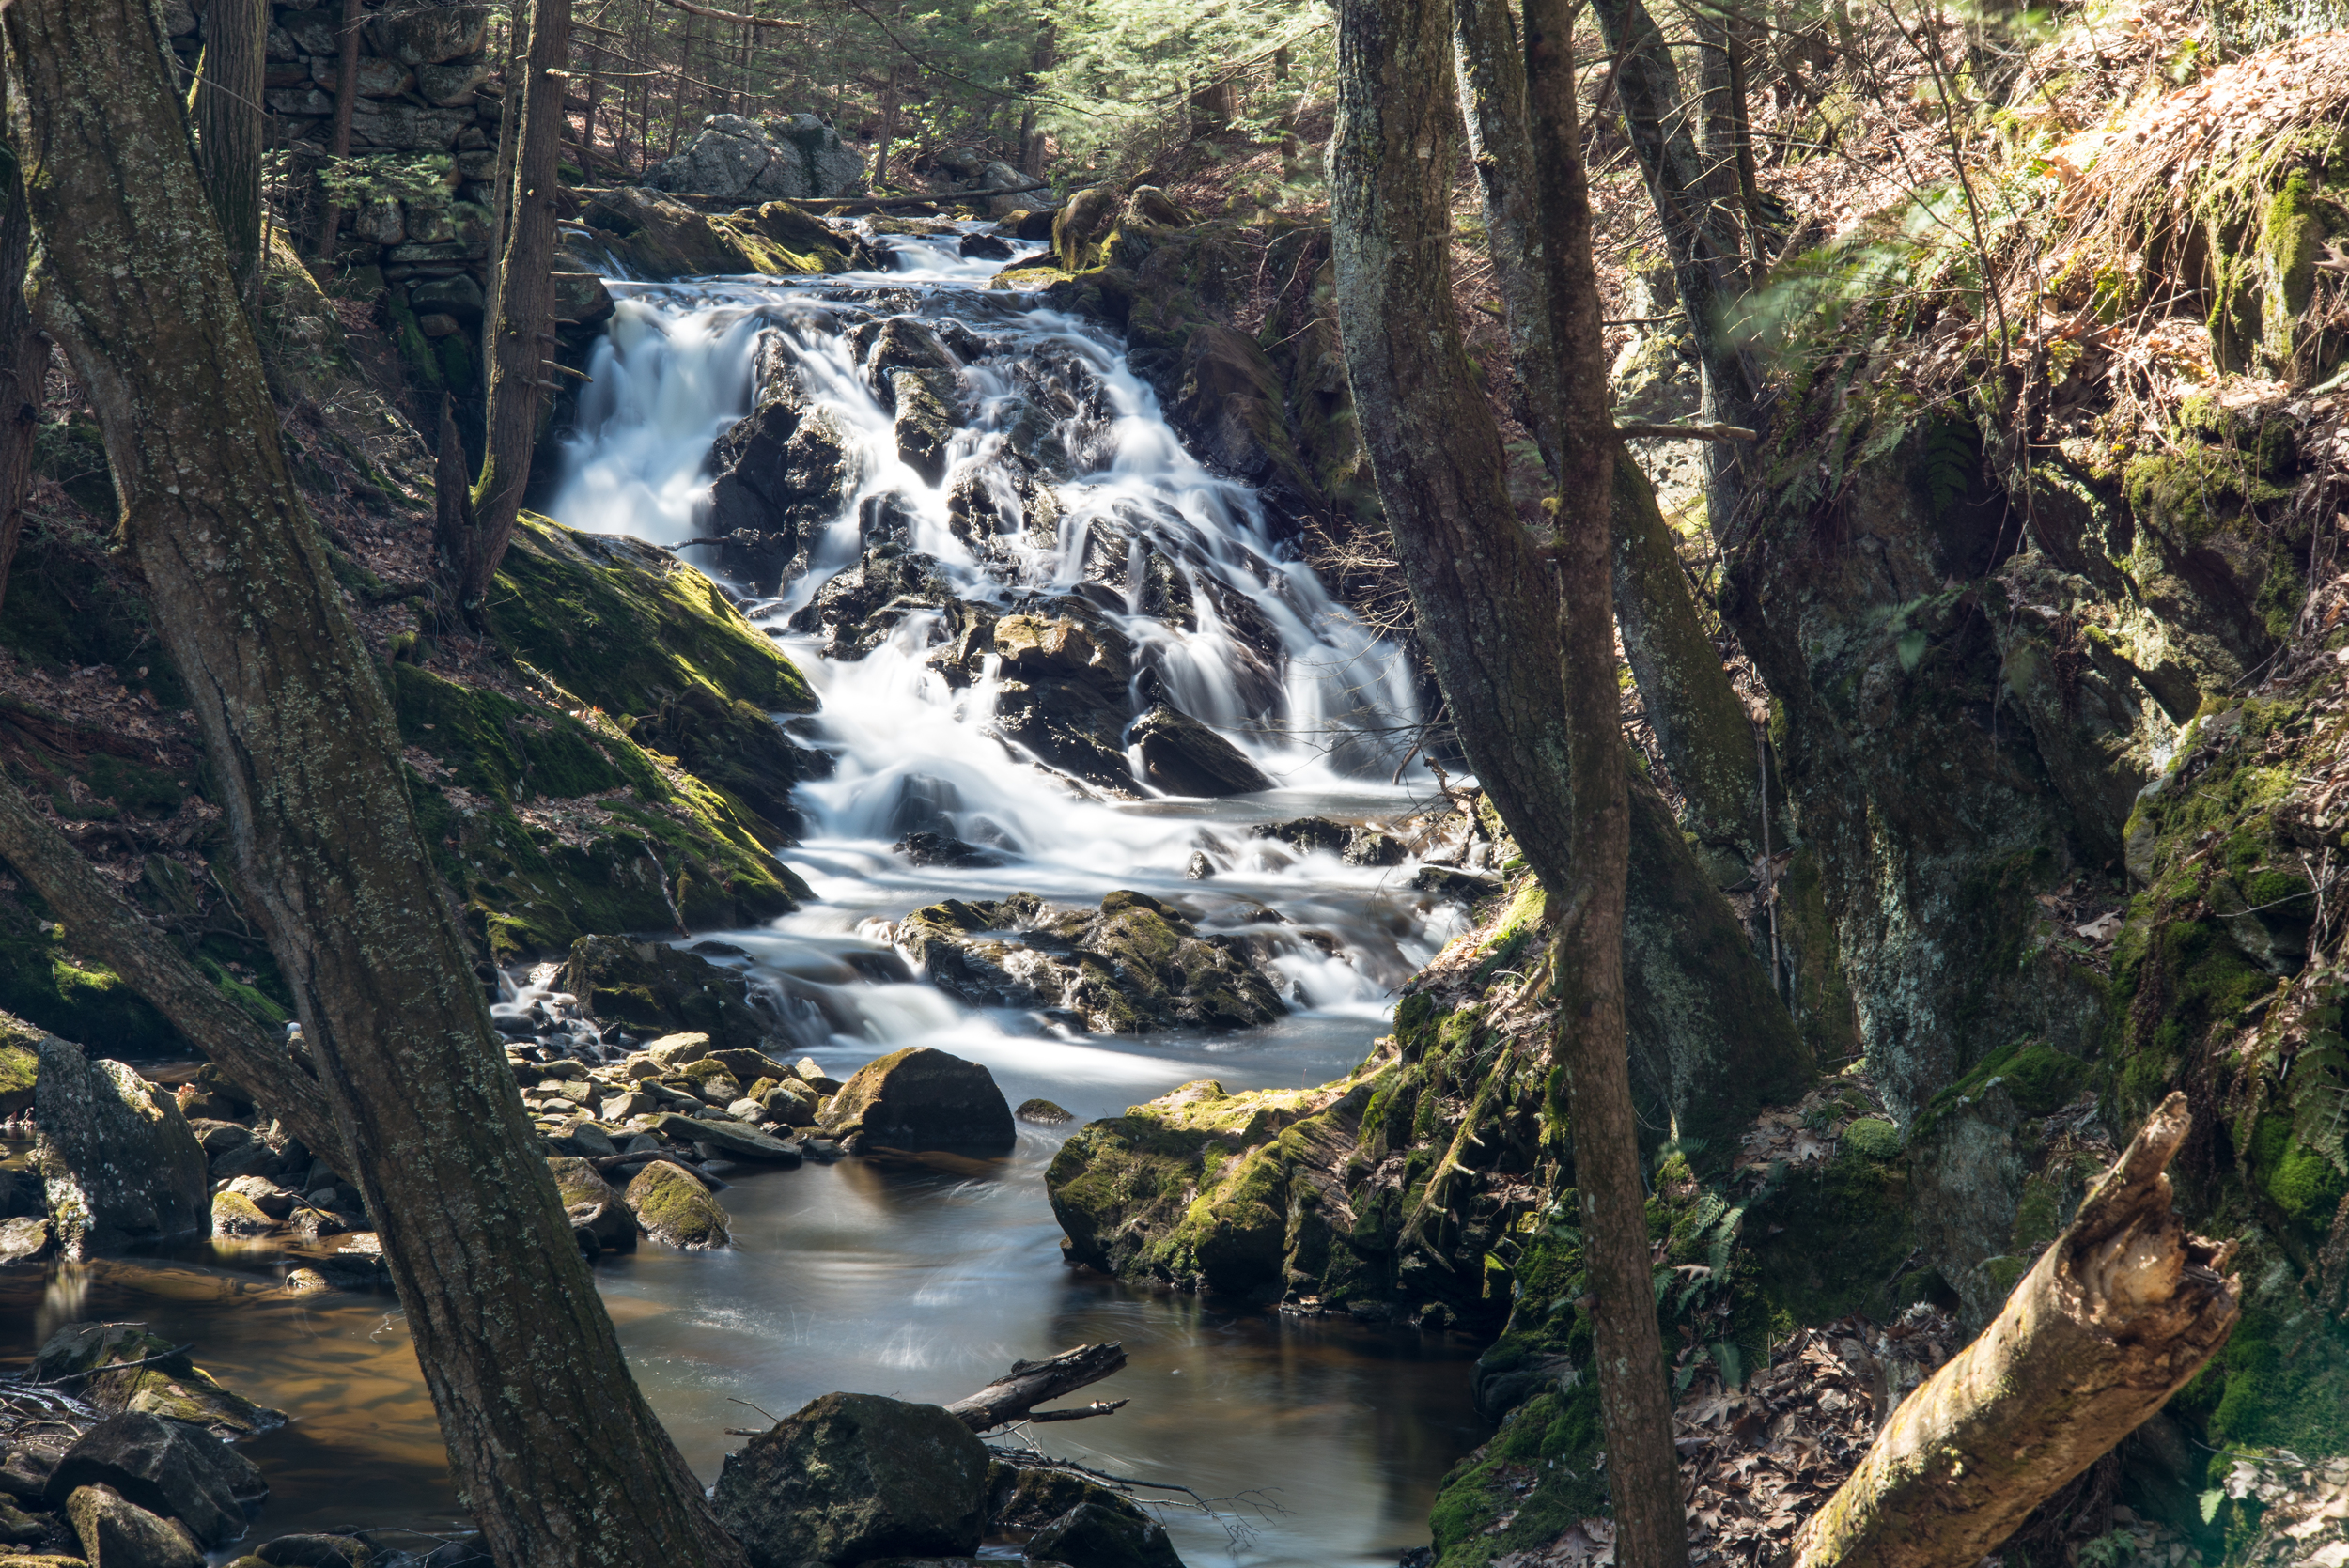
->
33 1040 210 1259
817 1047 1014 1153
623 1160 730 1249
65 1484 200 1568
31 1324 284 1438
713 1392 991 1568
894 891 1284 1033
570 187 862 281
548 1157 636 1252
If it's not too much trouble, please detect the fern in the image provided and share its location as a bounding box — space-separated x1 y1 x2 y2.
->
1923 419 1979 514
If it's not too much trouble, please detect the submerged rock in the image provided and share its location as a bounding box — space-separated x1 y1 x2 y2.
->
817 1047 1014 1153
32 1326 285 1439
712 1391 991 1567
48 1413 266 1547
623 1161 730 1249
894 891 1284 1034
253 1533 374 1568
33 1040 210 1259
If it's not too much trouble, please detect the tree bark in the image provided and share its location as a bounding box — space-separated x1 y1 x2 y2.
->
1522 3 1691 1564
1452 0 1768 859
1331 4 1688 1562
1794 1092 2239 1568
0 100 48 613
194 0 268 292
464 0 572 612
942 1343 1128 1431
311 0 365 259
0 775 350 1176
1 6 744 1567
1587 0 1766 536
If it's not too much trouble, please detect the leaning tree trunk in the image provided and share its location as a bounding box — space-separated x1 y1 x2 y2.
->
1450 0 1770 862
1522 0 1692 1562
1588 0 1766 536
194 0 268 292
0 777 350 1175
1795 1093 2239 1568
463 0 572 613
0 6 743 1567
0 101 49 612
1330 1 1688 1560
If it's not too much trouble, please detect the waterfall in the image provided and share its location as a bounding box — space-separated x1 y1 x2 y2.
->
542 225 1469 1042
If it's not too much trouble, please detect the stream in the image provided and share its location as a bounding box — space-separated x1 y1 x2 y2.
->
0 228 1494 1567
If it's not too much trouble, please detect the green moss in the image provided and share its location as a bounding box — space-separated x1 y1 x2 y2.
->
1749 1142 1927 1325
0 898 185 1058
1842 1116 1901 1159
490 517 817 719
1428 1387 1610 1568
2247 1111 2348 1236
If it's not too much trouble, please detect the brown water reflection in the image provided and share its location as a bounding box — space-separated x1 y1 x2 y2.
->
0 1022 1488 1567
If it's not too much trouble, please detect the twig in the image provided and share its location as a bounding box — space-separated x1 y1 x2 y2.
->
1616 420 1759 441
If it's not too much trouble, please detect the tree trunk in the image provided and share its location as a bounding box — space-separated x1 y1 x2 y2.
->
1587 0 1765 536
0 6 745 1567
1522 1 1692 1563
0 776 350 1175
1330 8 1688 1563
0 101 48 613
464 0 572 611
1452 0 1769 860
194 0 268 292
1795 1093 2239 1568
312 0 365 259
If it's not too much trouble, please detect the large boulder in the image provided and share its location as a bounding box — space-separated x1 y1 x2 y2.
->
894 892 1284 1035
643 1111 803 1163
817 1047 1014 1153
890 371 957 486
33 1039 210 1258
1128 706 1272 797
47 1414 264 1549
643 113 865 203
623 1161 730 1249
712 1392 990 1567
31 1325 285 1439
66 1484 201 1568
571 188 858 283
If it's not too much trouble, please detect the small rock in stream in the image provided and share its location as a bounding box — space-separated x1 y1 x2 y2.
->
67 1483 202 1568
624 1161 731 1249
713 1392 990 1567
48 1413 265 1548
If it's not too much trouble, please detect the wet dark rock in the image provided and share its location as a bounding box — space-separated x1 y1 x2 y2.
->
254 1532 374 1568
894 891 1284 1034
706 376 851 597
817 1047 1014 1153
788 550 960 659
548 1157 637 1252
0 1496 49 1545
644 1110 803 1163
67 1484 202 1568
1129 706 1271 797
891 370 958 485
865 318 958 383
894 831 1005 868
1413 865 1503 905
1015 1098 1072 1124
957 232 1016 260
48 1414 265 1547
623 1160 730 1249
0 1446 57 1502
712 1391 991 1568
1029 1500 1185 1568
559 936 778 1056
1252 817 1406 866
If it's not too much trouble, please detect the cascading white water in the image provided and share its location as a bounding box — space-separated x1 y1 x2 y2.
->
544 227 1470 1040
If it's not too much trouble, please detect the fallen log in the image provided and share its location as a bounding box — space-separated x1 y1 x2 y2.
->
1794 1092 2239 1568
943 1342 1126 1432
